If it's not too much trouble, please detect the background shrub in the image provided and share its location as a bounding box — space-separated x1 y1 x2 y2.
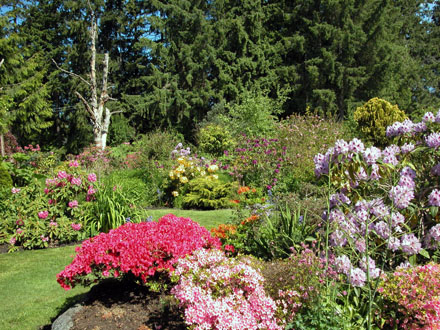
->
196 124 235 157
353 97 407 146
0 161 12 189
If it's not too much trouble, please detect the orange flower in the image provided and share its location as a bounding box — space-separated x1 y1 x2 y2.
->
241 214 259 225
237 186 250 194
230 199 240 204
210 224 237 239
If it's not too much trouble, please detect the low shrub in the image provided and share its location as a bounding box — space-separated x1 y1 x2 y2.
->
56 214 222 290
196 124 236 157
378 263 440 329
171 248 283 330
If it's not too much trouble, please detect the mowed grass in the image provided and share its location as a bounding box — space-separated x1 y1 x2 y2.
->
0 208 232 329
143 208 235 229
0 245 89 330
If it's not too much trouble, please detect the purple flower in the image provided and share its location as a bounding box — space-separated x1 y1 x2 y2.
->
423 112 435 123
349 267 366 287
374 221 390 239
355 239 366 253
431 163 440 176
360 257 380 279
370 164 381 180
401 166 416 179
398 175 415 189
400 143 415 154
400 233 421 255
428 189 440 206
414 122 427 133
389 185 414 209
363 146 381 165
424 224 440 249
426 132 440 148
330 193 351 208
391 212 405 228
330 230 347 247
335 255 351 275
348 138 365 153
387 236 401 251
334 139 349 155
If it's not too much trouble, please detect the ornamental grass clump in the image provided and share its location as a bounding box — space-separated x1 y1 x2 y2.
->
378 263 440 329
171 248 283 330
57 214 221 290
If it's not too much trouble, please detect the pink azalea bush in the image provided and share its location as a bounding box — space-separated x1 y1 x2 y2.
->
378 263 440 329
57 214 221 290
171 248 283 330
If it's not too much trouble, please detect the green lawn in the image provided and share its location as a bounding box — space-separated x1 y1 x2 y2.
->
0 208 233 329
0 245 88 330
143 208 236 229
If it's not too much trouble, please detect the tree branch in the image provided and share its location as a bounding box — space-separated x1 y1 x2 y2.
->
52 59 91 87
0 58 4 69
75 91 95 121
110 110 124 115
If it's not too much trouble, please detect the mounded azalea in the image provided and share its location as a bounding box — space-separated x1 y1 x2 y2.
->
57 214 221 290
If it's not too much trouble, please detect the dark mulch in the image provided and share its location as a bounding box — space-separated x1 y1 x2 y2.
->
70 278 186 330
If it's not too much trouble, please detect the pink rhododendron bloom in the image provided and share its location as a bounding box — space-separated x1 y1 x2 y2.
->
87 186 96 195
68 200 79 208
69 160 79 167
57 171 68 179
49 221 58 227
38 211 49 219
71 177 82 186
71 223 82 231
87 173 97 183
40 235 49 242
9 237 16 245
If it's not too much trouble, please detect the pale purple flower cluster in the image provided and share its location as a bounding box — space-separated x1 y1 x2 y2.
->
382 145 400 165
374 221 391 239
400 142 415 154
423 112 435 123
359 256 381 279
349 267 366 287
387 236 401 251
171 143 191 157
329 193 351 208
386 119 415 137
429 189 440 207
363 146 381 165
335 255 351 275
389 185 414 209
424 224 440 249
400 233 421 255
349 138 365 153
426 132 440 148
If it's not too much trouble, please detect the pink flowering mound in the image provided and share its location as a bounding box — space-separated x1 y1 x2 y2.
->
171 249 283 330
57 214 221 290
379 263 440 329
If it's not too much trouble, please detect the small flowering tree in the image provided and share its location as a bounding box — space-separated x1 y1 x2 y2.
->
313 110 440 327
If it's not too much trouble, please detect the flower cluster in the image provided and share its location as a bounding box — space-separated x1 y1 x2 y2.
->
57 214 221 290
210 224 237 239
378 263 440 329
171 248 282 330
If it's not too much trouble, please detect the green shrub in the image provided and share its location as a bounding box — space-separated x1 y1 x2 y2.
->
0 161 12 189
196 124 236 157
274 114 351 189
133 129 183 163
180 175 237 210
108 114 136 146
353 97 407 146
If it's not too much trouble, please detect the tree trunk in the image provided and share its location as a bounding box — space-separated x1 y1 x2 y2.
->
0 133 5 157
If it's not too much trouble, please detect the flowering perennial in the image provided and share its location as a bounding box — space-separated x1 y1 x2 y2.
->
57 214 221 290
171 249 282 330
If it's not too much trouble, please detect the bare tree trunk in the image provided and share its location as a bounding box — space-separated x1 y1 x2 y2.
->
54 7 118 150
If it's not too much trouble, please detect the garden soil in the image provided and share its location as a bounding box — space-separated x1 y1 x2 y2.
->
67 278 186 330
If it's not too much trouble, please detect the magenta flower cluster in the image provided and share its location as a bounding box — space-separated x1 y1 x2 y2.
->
171 248 282 330
57 214 221 290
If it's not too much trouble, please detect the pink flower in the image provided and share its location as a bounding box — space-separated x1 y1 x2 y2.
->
87 173 97 183
38 211 49 219
11 187 21 194
87 186 96 195
68 200 79 208
9 237 16 245
69 160 79 167
71 223 82 231
57 171 68 179
16 228 23 235
49 221 58 227
71 177 82 186
40 235 49 242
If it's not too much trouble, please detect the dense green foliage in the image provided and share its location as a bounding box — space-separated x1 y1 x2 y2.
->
0 0 439 150
354 97 408 145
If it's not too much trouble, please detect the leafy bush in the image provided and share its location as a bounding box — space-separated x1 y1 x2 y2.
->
196 124 236 157
378 263 440 329
171 248 283 330
1 163 98 250
354 97 407 146
56 214 222 290
180 175 237 210
73 146 113 175
274 114 351 187
133 129 183 163
108 114 136 146
0 161 12 189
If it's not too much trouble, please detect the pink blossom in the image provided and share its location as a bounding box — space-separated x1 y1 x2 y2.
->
68 200 79 208
71 177 82 186
87 173 97 183
57 171 68 179
11 187 21 194
38 211 49 219
71 223 82 231
49 221 58 227
69 160 79 167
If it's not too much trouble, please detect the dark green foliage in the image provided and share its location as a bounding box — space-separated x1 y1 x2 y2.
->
108 115 136 147
180 176 237 210
354 97 407 146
